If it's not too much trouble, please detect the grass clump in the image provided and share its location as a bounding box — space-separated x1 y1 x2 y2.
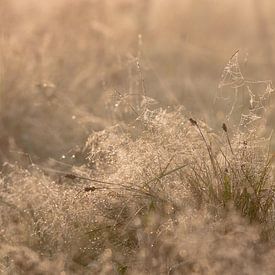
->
1 98 275 273
187 119 274 224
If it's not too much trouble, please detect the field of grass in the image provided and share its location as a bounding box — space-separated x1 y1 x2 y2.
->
1 0 275 274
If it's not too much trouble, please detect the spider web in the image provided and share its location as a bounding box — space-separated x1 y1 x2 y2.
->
218 50 244 89
216 51 274 129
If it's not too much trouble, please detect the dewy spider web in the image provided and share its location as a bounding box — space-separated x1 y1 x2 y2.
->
218 50 244 89
216 51 274 129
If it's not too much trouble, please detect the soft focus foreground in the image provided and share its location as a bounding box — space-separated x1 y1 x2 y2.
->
1 1 275 274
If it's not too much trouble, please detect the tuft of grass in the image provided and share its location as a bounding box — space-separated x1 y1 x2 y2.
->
2 102 274 273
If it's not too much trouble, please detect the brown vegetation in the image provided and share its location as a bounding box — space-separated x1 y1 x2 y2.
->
1 1 275 274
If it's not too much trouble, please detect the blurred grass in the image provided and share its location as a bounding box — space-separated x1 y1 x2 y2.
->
1 0 275 162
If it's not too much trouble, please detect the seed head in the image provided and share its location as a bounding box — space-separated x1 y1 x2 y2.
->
65 174 77 180
189 118 197 126
84 186 96 192
222 123 228 132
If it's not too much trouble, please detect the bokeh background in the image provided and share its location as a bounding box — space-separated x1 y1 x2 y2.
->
1 0 275 163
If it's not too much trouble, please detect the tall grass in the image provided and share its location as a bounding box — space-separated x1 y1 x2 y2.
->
1 92 275 273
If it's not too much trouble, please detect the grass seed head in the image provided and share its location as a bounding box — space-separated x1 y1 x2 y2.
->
222 123 228 132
